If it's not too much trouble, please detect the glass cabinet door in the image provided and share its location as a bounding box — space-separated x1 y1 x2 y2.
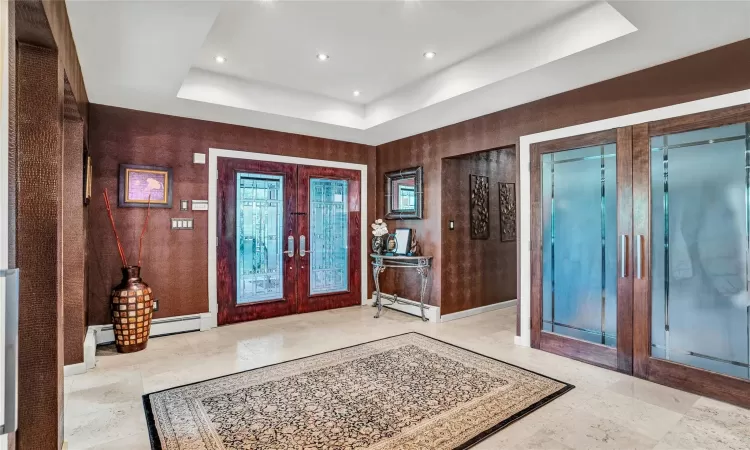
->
650 123 749 380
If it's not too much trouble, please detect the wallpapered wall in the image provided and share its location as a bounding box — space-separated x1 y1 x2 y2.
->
87 105 376 325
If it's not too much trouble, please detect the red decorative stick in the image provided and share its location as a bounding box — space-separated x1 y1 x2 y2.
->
138 194 152 267
103 189 128 267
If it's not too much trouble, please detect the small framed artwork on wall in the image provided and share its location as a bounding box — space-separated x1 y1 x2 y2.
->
118 164 173 208
498 182 516 242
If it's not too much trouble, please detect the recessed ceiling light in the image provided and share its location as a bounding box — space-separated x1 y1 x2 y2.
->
215 55 227 64
317 53 330 61
353 90 361 97
423 51 436 59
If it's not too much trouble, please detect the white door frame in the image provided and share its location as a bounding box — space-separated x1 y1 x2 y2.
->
207 148 369 329
516 88 750 347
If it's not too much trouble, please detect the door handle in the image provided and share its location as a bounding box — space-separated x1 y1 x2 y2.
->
636 235 644 279
619 235 628 278
0 269 19 435
299 235 312 257
285 235 294 258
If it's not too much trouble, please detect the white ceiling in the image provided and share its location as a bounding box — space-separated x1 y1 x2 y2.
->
67 1 750 146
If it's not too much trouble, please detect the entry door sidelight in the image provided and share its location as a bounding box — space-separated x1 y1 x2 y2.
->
531 128 634 373
296 165 361 313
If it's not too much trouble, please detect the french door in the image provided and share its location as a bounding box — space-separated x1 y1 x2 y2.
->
632 105 750 407
531 128 634 373
532 105 750 408
217 158 361 325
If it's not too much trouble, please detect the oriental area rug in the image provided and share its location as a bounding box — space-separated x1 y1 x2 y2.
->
143 333 573 450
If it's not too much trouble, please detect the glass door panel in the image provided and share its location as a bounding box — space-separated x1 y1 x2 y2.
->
236 173 284 304
309 178 349 295
650 123 750 380
541 144 618 346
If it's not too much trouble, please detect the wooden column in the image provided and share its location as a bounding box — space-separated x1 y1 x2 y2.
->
16 42 64 450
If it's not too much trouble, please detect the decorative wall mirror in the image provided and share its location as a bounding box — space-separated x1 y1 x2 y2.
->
385 166 423 219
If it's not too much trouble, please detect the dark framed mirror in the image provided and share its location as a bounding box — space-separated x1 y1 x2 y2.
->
384 166 423 219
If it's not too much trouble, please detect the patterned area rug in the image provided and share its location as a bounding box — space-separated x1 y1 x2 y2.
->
143 333 573 449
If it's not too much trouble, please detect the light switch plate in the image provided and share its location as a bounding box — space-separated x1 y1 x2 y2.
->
193 153 206 164
171 218 194 230
192 200 208 211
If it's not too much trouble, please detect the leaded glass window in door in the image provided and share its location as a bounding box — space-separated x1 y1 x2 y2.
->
236 173 284 303
309 178 349 295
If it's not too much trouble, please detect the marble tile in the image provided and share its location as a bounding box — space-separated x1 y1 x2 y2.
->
566 388 684 440
64 306 750 450
658 397 750 450
607 376 699 414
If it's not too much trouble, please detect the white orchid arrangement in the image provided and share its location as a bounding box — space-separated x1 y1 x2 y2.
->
371 219 388 237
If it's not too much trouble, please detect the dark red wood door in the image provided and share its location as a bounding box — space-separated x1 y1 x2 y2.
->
217 159 361 325
217 158 297 325
296 166 361 313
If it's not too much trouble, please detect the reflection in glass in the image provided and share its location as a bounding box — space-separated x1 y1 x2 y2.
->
392 178 416 211
310 179 349 295
236 173 283 304
542 144 618 347
651 123 750 379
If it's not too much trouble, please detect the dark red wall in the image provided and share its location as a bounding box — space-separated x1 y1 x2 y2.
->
87 105 376 325
376 38 750 317
441 148 516 315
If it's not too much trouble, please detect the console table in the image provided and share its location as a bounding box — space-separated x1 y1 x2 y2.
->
371 254 433 321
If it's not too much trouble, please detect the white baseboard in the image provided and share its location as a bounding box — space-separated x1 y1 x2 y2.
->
84 327 96 370
63 362 86 377
199 312 213 331
369 293 440 322
514 335 528 347
440 299 517 323
90 313 206 345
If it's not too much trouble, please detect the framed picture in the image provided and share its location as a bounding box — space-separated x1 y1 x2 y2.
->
498 182 516 242
83 151 92 205
118 164 173 208
393 228 413 255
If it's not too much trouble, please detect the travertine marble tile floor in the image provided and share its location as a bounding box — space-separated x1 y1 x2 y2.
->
64 305 750 449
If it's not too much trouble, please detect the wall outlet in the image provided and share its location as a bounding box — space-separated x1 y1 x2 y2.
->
153 299 159 312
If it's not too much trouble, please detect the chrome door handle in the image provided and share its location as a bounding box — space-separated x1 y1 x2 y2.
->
299 235 313 257
285 235 294 257
619 235 628 278
0 269 19 435
636 235 644 279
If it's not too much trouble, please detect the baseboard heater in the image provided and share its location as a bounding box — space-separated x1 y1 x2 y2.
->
92 314 204 346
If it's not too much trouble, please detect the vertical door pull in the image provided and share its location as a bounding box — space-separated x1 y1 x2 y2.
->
285 235 294 257
619 235 628 278
299 235 310 257
636 235 644 279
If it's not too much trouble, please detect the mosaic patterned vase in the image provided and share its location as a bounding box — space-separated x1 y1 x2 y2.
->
110 266 153 353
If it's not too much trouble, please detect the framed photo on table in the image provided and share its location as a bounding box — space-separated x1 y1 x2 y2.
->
118 164 173 208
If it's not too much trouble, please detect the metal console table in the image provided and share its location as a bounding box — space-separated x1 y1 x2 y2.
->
371 254 433 322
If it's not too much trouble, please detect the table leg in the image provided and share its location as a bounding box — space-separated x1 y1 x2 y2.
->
417 266 429 322
373 265 384 318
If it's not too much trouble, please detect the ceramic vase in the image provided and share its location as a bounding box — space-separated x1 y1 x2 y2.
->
110 266 154 353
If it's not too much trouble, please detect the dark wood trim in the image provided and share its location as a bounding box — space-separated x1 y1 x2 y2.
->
648 102 750 136
631 123 652 378
529 141 542 349
645 357 750 409
540 331 618 370
532 129 617 155
615 127 634 374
